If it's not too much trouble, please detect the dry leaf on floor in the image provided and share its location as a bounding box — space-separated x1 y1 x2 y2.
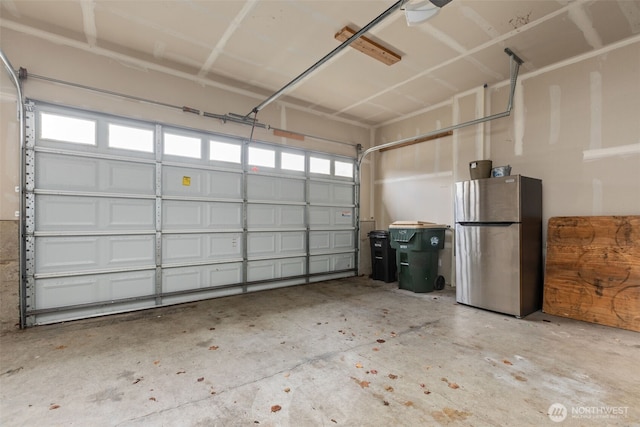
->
209 346 219 351
503 360 513 365
355 362 363 368
420 383 425 388
404 401 414 407
153 360 160 365
383 401 390 406
133 378 143 384
149 397 156 401
209 327 216 330
424 390 431 395
49 404 60 410
284 387 291 393
388 374 398 380
384 386 394 392
54 345 66 350
350 377 370 388
448 383 460 389
372 347 379 352
370 370 378 374
390 332 397 337
376 339 386 343
331 419 337 424
271 405 282 412
197 377 204 382
176 371 186 375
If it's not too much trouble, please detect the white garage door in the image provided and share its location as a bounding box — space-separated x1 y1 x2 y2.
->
23 101 356 325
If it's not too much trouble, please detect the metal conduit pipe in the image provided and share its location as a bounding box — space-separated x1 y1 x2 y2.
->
358 48 523 168
246 0 409 117
0 48 26 328
354 48 523 275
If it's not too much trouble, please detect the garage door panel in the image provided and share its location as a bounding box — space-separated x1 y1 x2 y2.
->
334 231 355 249
162 234 203 263
309 208 331 227
308 181 353 205
163 233 242 264
163 201 242 230
333 253 355 270
247 232 305 257
36 195 98 230
35 235 155 274
280 232 305 253
309 231 355 253
36 153 99 191
36 153 155 195
163 166 242 199
281 257 306 277
107 161 155 194
280 205 305 227
310 253 354 274
247 233 275 256
334 208 354 226
207 233 242 258
247 205 305 228
309 231 330 251
333 184 354 205
308 182 331 204
36 195 155 231
247 175 304 202
35 270 155 309
247 257 305 281
162 263 243 293
310 255 331 274
309 207 354 227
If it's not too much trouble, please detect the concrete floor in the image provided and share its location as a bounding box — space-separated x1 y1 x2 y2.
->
1 277 639 426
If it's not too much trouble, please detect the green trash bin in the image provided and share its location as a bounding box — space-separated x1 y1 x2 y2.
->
389 222 447 293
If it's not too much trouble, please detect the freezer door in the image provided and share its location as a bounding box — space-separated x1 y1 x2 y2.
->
455 223 521 315
454 176 521 223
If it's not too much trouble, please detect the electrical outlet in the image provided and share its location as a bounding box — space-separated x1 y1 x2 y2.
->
15 211 20 217
15 186 19 192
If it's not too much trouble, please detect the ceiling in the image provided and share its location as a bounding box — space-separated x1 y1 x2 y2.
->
1 0 639 127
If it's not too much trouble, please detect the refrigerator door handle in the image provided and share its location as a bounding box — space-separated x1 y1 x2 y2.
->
457 222 514 227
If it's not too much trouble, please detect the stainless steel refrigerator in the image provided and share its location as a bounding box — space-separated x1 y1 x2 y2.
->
454 175 542 317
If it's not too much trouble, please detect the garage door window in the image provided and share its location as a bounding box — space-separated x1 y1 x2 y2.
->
109 124 154 152
164 133 201 158
334 160 353 178
210 140 241 163
310 157 330 175
281 152 305 172
249 147 275 168
41 112 96 146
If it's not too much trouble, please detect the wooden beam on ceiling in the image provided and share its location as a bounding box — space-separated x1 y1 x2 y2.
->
378 130 453 152
334 26 401 66
273 128 305 141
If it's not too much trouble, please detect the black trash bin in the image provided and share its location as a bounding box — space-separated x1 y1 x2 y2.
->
368 230 397 283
